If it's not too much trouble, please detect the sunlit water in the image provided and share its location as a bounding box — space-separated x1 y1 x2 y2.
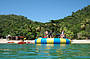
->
0 44 90 59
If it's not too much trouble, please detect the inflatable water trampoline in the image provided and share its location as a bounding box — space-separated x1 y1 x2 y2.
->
35 38 71 44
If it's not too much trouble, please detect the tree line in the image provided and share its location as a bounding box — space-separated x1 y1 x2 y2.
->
0 5 90 40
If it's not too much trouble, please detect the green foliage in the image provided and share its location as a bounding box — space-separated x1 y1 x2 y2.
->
0 5 90 39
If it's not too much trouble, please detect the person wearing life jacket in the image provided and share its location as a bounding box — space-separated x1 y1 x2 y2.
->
44 31 49 38
60 30 65 38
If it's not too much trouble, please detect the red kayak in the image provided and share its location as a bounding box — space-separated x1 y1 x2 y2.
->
8 42 15 43
18 42 26 44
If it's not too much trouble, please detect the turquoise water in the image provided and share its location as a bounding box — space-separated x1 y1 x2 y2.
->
0 44 90 59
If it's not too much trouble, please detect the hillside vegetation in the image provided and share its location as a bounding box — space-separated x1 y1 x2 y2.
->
0 5 90 39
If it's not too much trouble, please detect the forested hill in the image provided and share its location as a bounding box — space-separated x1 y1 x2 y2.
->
46 5 90 39
0 5 90 39
0 14 43 39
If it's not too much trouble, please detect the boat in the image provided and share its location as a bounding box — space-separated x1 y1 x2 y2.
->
17 42 26 44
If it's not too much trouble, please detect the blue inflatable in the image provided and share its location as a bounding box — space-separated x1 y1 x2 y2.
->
35 38 71 44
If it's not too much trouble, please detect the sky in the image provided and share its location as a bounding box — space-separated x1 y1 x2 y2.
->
0 0 90 23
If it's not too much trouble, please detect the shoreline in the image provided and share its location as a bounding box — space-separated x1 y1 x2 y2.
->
71 40 90 44
0 39 90 44
0 39 35 44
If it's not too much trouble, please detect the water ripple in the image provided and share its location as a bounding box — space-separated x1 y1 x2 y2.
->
0 44 90 59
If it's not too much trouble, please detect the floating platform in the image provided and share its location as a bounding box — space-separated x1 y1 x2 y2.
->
35 38 71 44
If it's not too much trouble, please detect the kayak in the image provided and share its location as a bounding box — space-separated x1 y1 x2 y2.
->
8 42 15 43
18 42 26 44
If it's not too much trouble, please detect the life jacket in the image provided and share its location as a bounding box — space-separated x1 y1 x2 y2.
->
43 36 47 38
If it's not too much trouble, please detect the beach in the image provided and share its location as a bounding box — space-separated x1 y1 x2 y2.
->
0 39 35 44
0 39 90 44
71 40 90 44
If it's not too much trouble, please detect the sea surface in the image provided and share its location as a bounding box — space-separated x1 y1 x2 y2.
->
0 44 90 59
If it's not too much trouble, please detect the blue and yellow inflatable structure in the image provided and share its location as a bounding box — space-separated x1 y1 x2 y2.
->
35 38 71 44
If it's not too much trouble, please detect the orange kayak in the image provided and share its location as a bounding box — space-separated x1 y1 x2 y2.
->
8 42 15 43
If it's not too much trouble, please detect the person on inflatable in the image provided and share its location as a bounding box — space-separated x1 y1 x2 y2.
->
60 30 65 38
48 31 53 38
44 31 49 38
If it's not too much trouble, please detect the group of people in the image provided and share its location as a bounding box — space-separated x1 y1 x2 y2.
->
43 30 65 38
